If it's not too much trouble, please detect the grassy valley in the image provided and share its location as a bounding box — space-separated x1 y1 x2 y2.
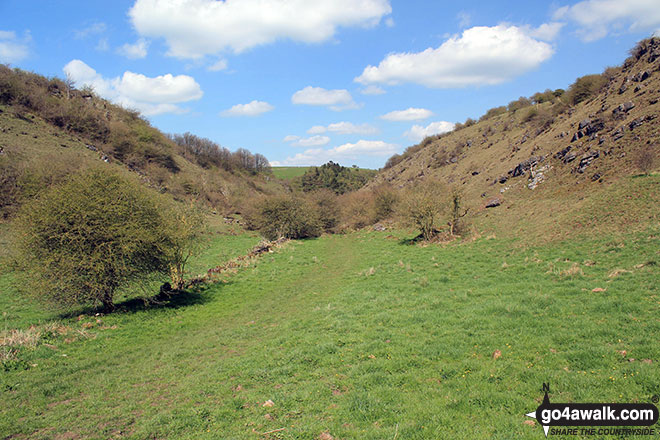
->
1 38 659 440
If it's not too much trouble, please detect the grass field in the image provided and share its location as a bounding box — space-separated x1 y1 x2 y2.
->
271 167 312 181
1 223 659 439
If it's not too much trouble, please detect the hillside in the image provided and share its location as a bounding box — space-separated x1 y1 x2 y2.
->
0 66 286 219
370 38 660 241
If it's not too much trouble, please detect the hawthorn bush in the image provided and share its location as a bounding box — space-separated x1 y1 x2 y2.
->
13 168 197 310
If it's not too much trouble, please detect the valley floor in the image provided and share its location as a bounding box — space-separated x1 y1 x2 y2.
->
1 227 659 439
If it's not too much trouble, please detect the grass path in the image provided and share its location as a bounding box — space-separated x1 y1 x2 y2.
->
1 230 659 439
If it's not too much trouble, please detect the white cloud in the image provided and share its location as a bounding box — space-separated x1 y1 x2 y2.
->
554 0 660 41
457 11 472 28
317 121 378 135
63 59 203 116
208 59 228 72
360 85 386 95
307 126 327 135
381 108 433 121
286 135 331 147
526 22 565 41
129 0 392 58
0 30 30 64
405 121 456 142
275 140 398 166
355 24 554 88
221 100 274 117
118 38 149 59
292 86 359 111
385 17 395 28
75 22 107 39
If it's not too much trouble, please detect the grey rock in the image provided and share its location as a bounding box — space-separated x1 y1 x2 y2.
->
486 199 501 208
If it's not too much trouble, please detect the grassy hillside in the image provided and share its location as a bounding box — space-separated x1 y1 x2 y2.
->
370 38 660 241
0 66 285 218
271 167 311 181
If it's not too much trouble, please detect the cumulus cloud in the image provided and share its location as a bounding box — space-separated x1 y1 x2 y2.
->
292 86 359 111
553 0 660 41
355 24 554 88
129 0 392 58
381 108 433 121
117 38 149 59
0 30 30 64
308 122 378 135
63 59 203 116
275 140 398 166
404 121 456 142
221 100 274 117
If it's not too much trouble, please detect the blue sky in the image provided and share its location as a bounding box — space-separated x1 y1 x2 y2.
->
1 0 659 168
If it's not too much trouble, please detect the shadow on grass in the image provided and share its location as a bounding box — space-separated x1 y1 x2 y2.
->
58 282 230 319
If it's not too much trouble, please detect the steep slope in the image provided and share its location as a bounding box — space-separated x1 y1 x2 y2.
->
0 66 285 219
371 38 660 241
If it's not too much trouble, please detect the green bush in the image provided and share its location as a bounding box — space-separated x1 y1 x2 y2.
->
12 168 188 310
248 195 322 240
567 74 607 105
398 179 448 241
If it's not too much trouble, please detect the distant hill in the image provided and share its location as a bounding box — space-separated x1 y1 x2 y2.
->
369 38 660 241
0 66 285 219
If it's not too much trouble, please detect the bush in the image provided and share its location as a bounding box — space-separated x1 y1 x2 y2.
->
12 168 187 310
635 146 656 175
247 195 321 240
398 179 447 241
566 74 607 105
339 191 376 230
307 189 340 231
479 106 507 121
383 153 403 169
507 96 532 113
373 185 398 221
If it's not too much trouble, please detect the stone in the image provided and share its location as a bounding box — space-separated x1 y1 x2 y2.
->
632 70 650 82
563 152 577 163
554 146 572 160
629 117 645 130
591 173 602 181
486 199 501 208
498 175 509 184
578 119 591 130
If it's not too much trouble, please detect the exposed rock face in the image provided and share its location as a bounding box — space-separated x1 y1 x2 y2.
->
509 156 541 178
576 151 600 173
613 101 635 118
528 164 552 190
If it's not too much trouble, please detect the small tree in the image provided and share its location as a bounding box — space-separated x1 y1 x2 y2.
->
399 179 447 241
635 146 656 175
13 168 185 310
166 203 205 290
447 189 469 236
248 195 322 240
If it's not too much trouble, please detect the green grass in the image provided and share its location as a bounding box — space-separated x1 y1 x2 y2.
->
271 167 312 181
1 227 659 439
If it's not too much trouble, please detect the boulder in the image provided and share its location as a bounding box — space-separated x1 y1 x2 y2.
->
486 199 501 208
578 119 591 130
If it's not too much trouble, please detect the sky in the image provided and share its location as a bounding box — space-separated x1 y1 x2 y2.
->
1 1 660 168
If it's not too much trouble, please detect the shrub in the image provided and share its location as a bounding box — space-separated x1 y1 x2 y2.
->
507 96 532 113
12 168 185 310
398 179 447 241
566 74 607 105
479 106 507 121
373 185 399 221
307 189 340 231
339 191 376 230
248 195 321 240
635 146 656 175
383 153 403 169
